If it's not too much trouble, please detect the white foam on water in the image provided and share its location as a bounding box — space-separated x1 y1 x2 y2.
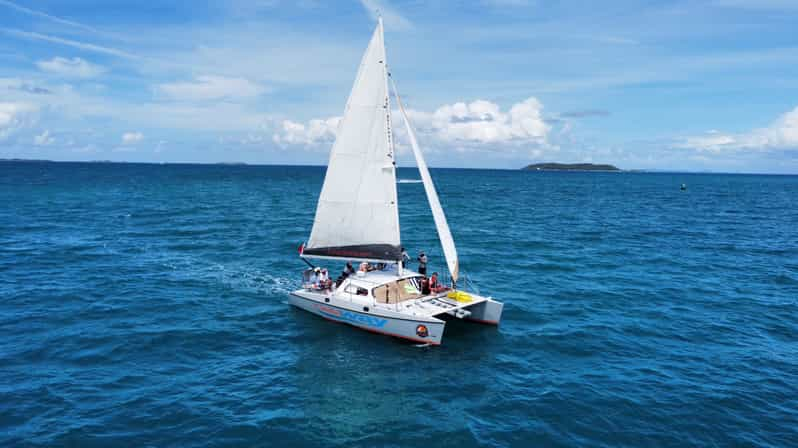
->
397 179 422 184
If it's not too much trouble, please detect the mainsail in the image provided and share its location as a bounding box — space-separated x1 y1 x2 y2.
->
391 78 460 283
303 18 401 261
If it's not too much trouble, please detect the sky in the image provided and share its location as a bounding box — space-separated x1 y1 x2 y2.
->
1 0 797 173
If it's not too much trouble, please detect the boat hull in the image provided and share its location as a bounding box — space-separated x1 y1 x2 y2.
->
289 291 446 345
463 298 503 325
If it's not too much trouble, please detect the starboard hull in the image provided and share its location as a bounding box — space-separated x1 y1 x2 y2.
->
289 291 446 345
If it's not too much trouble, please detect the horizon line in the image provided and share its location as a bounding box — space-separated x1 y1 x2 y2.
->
1 158 797 176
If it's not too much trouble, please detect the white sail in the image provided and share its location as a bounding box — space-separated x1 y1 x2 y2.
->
391 78 460 282
303 18 400 261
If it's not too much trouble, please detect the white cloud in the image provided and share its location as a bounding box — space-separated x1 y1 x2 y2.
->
273 97 552 153
36 57 106 78
681 106 798 152
0 0 105 34
33 129 54 145
0 102 37 139
409 97 550 146
122 131 143 144
3 29 139 60
157 75 266 101
273 117 341 146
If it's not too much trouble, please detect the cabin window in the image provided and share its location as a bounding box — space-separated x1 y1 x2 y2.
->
344 285 368 296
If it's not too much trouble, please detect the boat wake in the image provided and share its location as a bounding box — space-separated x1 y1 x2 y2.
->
154 252 294 295
397 179 422 184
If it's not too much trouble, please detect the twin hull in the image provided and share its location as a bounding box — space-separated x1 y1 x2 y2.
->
289 290 502 345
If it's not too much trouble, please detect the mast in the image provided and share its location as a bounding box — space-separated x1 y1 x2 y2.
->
390 77 460 283
380 17 402 269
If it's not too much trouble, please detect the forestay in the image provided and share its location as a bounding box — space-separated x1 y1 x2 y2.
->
303 18 401 261
391 78 460 282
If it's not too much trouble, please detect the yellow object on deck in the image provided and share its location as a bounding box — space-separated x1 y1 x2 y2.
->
447 291 473 303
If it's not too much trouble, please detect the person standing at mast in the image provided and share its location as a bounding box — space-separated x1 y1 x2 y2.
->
418 251 428 276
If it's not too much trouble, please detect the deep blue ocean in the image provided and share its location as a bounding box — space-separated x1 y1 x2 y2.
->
1 161 797 447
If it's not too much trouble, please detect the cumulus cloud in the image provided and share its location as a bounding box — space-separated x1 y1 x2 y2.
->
36 57 106 78
34 129 54 146
273 117 341 146
273 97 552 151
122 131 143 144
681 106 798 152
409 97 550 146
157 75 266 101
0 102 38 139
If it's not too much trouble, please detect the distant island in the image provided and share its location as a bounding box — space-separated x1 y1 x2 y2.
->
523 163 621 172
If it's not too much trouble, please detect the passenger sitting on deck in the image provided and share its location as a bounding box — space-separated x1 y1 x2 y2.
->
341 262 355 279
429 272 448 293
420 276 431 295
309 267 321 288
359 262 377 273
337 263 354 287
318 268 331 290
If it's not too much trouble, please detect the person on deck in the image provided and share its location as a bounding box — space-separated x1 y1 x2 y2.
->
429 272 447 293
401 247 410 264
319 268 331 290
420 276 431 295
309 267 321 288
417 252 428 276
337 262 355 288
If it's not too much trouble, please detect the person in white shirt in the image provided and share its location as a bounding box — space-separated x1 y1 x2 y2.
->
318 268 330 289
309 267 320 288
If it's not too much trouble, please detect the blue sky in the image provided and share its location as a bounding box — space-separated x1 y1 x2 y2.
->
1 0 797 173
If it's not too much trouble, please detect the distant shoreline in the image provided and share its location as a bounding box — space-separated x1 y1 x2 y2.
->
1 158 795 175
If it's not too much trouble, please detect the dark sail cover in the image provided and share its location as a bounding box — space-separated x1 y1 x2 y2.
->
302 244 402 261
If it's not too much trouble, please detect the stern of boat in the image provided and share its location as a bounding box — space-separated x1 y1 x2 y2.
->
462 297 503 325
419 290 503 326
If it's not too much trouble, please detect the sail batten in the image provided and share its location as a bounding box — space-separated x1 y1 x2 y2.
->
390 77 460 282
305 18 400 262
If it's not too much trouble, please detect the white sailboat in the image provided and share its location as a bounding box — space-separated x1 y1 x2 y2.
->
289 18 503 345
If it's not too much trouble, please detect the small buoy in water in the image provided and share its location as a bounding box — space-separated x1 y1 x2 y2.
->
680 183 687 191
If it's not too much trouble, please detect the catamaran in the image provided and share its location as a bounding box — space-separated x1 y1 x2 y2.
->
289 18 503 345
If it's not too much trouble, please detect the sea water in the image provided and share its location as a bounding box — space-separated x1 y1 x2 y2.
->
1 161 797 447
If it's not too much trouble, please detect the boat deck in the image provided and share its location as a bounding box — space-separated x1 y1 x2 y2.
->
390 291 488 317
299 285 487 319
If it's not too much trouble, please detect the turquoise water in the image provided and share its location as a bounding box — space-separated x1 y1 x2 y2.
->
1 161 797 447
